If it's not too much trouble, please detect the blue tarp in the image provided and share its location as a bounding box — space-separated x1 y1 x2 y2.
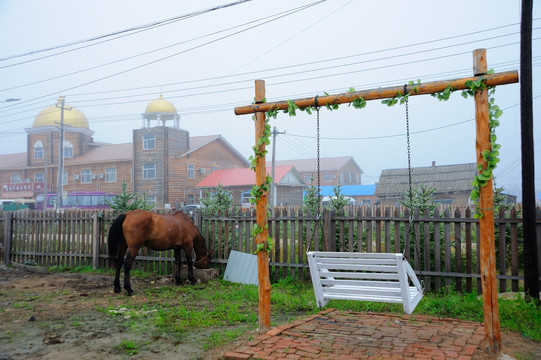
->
318 185 376 197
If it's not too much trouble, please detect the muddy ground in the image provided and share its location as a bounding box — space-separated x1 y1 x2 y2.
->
0 265 540 360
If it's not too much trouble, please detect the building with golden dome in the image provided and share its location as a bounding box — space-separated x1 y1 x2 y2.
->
0 95 248 208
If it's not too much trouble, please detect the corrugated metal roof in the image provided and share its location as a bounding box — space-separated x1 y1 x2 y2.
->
0 153 26 169
320 184 376 197
180 135 249 166
196 166 302 187
375 163 477 197
65 143 132 164
270 156 362 173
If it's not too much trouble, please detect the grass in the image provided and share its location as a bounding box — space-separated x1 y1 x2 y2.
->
93 273 541 351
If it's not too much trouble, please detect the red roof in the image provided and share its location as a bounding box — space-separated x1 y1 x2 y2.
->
196 166 295 187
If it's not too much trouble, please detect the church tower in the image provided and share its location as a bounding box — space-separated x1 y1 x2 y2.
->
133 94 188 207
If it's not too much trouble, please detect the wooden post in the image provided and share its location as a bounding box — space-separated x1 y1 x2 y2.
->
254 80 271 330
3 212 13 265
473 48 501 353
92 212 99 270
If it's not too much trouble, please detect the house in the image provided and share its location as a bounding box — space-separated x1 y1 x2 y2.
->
270 156 363 186
375 162 477 207
196 166 306 207
319 185 377 206
0 95 248 209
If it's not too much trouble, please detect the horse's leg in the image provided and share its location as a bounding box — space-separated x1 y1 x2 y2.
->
174 248 182 285
185 248 197 285
114 242 127 293
123 249 138 296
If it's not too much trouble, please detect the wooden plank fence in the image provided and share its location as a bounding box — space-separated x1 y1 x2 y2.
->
1 206 540 293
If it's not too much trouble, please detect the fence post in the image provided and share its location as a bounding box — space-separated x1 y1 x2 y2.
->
92 213 99 269
193 209 203 242
323 209 335 252
3 212 13 265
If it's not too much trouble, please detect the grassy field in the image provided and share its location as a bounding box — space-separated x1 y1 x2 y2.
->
85 267 541 348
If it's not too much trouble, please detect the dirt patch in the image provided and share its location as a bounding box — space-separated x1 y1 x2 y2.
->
0 265 539 360
0 265 255 360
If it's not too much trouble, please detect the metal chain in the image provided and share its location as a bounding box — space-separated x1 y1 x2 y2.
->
404 85 420 273
315 96 324 251
405 84 413 215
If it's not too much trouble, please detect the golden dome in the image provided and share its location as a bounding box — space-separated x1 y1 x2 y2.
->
145 94 177 114
33 98 89 128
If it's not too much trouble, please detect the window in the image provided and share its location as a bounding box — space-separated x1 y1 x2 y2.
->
34 141 44 159
145 195 157 206
433 199 453 206
187 194 195 205
212 165 219 172
81 169 92 184
143 133 155 150
34 173 44 183
187 164 195 179
105 167 117 182
10 174 21 183
143 163 156 179
63 141 73 158
62 171 68 186
323 174 332 181
304 174 313 183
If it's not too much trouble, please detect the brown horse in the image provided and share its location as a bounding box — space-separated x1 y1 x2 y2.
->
108 209 211 295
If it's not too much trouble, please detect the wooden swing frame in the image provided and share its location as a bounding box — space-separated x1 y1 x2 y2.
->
234 48 519 353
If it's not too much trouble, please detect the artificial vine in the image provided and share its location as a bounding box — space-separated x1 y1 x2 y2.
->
249 99 275 254
251 71 501 248
431 70 502 218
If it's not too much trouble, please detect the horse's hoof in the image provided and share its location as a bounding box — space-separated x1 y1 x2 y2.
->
114 287 121 293
190 280 197 285
126 290 134 296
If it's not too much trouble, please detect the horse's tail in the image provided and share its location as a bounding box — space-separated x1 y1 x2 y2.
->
108 213 127 265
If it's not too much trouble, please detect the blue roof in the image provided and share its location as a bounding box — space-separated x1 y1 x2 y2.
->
319 185 376 197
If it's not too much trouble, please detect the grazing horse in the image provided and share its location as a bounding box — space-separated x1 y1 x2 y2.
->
108 209 211 295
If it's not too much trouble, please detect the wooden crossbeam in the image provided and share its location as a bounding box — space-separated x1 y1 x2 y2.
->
234 70 518 115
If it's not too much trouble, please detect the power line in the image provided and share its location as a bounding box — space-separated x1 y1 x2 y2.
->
1 15 535 113
65 23 539 99
0 1 325 90
0 0 253 64
0 1 325 110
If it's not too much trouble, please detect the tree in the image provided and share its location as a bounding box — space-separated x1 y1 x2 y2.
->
201 184 235 213
399 184 437 214
493 180 512 213
302 176 321 215
327 184 350 213
106 180 154 214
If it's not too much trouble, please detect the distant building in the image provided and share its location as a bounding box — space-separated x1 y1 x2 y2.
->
0 95 248 209
375 162 478 207
319 185 377 206
196 166 305 207
270 156 363 186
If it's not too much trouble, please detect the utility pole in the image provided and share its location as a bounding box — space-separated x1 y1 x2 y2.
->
520 0 539 302
270 127 285 212
43 143 48 214
55 96 71 212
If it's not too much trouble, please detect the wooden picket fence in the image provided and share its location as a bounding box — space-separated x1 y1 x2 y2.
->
2 206 540 293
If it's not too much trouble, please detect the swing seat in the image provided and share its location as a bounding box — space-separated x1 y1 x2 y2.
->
307 251 423 314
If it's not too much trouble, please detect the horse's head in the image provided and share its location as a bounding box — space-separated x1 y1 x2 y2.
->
194 250 211 269
194 235 212 269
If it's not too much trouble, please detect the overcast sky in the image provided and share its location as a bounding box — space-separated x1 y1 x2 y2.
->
0 0 539 199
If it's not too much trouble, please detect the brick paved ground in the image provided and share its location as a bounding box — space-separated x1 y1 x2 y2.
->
224 309 486 360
